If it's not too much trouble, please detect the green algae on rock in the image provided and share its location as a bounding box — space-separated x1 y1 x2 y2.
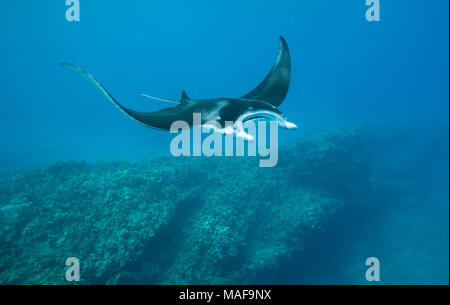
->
0 129 369 284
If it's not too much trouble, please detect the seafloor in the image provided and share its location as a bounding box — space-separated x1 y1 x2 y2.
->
0 128 448 284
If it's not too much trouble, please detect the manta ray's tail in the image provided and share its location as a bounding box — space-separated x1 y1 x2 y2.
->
138 93 179 104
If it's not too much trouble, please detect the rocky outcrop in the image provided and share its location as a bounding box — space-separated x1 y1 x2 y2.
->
0 129 369 284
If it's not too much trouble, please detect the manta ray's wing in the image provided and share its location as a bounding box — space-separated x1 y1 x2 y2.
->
60 63 178 130
240 36 291 108
60 63 132 114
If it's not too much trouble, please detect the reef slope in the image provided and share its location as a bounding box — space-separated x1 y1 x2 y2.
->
0 129 369 284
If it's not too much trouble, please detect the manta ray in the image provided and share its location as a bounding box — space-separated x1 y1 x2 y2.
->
61 36 297 141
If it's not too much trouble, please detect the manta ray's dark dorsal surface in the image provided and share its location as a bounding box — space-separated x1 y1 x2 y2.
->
240 36 291 108
61 36 296 139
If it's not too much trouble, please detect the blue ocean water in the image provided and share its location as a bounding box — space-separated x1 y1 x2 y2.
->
0 1 448 284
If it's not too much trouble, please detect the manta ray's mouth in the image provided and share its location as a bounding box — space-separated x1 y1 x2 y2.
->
283 121 298 130
240 110 297 130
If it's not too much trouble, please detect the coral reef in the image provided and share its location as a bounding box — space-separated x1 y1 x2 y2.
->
0 129 370 284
